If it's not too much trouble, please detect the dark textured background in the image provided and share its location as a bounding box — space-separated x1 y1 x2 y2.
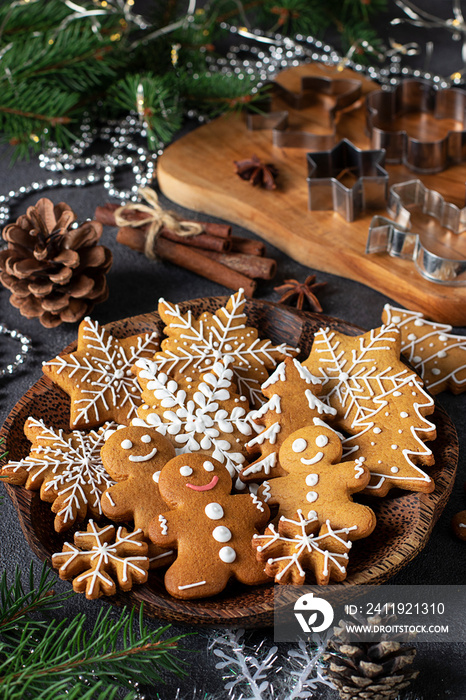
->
1 2 466 698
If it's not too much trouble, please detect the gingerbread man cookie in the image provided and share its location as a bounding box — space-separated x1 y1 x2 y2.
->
101 425 176 568
148 454 271 599
259 425 376 540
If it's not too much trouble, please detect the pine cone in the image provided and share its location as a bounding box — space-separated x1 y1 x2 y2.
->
323 618 419 699
0 198 112 328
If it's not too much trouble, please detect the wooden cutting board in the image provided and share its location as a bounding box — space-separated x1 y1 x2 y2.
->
158 63 466 325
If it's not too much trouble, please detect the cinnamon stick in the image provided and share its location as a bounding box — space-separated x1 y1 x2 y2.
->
200 250 276 280
116 227 256 297
230 236 266 256
159 227 231 252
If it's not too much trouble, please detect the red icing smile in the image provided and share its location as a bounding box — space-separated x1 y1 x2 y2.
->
186 475 219 491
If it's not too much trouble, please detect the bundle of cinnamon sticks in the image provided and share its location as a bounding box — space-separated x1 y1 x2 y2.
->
94 203 277 297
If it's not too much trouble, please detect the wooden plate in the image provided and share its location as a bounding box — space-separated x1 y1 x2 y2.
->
0 297 459 628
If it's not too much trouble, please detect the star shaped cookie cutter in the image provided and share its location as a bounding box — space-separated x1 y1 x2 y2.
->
366 79 466 173
366 179 466 285
306 139 388 222
247 75 362 149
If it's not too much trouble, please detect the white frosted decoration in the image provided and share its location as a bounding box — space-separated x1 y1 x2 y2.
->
203 460 215 472
292 438 307 453
205 502 224 520
315 434 328 447
305 473 319 487
300 451 324 465
306 491 318 503
219 546 236 563
391 467 399 473
292 358 321 385
304 389 337 416
121 439 133 450
152 471 161 483
212 526 232 542
179 465 193 476
141 434 151 443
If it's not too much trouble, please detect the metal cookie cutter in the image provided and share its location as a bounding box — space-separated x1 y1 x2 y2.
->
366 79 466 173
306 139 388 222
366 179 466 285
247 75 362 150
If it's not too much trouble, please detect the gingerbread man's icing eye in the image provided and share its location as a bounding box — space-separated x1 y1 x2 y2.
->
179 465 193 477
203 460 215 472
121 439 133 450
292 438 307 453
315 435 328 448
141 434 151 443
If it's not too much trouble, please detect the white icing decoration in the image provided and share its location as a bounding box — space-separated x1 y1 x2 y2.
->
306 491 318 503
373 427 382 434
391 444 398 450
105 492 116 507
203 460 215 472
205 502 224 520
292 438 307 453
158 514 168 535
391 467 399 473
354 460 365 479
153 471 161 483
129 447 158 462
250 492 265 512
431 368 441 375
141 434 151 443
212 526 232 542
315 434 328 447
121 439 133 450
219 546 236 563
301 451 324 466
178 580 206 590
305 473 319 486
400 411 409 418
180 465 193 476
242 452 277 477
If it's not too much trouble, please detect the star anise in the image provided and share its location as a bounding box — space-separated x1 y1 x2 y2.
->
233 154 278 190
274 275 327 312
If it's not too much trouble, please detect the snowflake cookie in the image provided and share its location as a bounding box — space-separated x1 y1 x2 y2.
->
382 304 466 395
101 425 176 568
42 316 159 429
153 289 296 407
258 425 376 539
1 418 115 532
132 355 253 489
240 357 336 484
52 521 149 599
253 510 356 585
148 454 271 599
304 325 437 496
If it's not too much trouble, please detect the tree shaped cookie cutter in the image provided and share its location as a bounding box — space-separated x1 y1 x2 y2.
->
247 75 362 149
306 139 388 222
366 179 466 285
366 79 466 173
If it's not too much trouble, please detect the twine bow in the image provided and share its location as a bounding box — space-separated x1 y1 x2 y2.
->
114 187 203 260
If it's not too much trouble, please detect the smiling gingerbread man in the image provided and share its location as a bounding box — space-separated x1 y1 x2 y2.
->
101 425 176 568
259 425 376 540
149 454 271 599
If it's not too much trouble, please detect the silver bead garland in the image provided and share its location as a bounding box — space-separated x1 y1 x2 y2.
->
0 325 31 377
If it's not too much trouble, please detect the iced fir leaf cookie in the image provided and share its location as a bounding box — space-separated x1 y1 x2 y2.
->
42 316 159 429
153 289 296 407
304 325 437 497
101 425 176 568
382 304 466 395
253 511 356 585
1 418 115 532
241 357 336 483
148 454 271 599
132 355 253 489
258 425 376 539
52 521 149 599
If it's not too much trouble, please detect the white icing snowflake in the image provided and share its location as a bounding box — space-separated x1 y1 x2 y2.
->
43 317 159 427
133 356 253 484
2 417 115 531
155 289 295 406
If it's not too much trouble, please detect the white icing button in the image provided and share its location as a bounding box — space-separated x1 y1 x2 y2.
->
306 491 318 503
393 391 402 397
292 438 307 453
414 319 423 326
141 434 151 443
413 355 422 363
400 412 409 418
438 350 447 358
431 368 441 375
153 471 160 483
407 333 417 341
219 546 236 563
121 439 133 450
391 467 399 473
338 371 349 382
392 315 401 323
315 435 328 448
439 334 448 341
205 503 224 520
305 473 319 487
203 460 215 472
180 465 193 476
391 444 398 450
373 427 382 434
212 526 232 542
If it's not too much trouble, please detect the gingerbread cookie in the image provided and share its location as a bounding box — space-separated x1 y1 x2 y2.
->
258 425 376 538
132 355 253 490
1 417 115 532
153 289 296 407
43 316 159 429
382 304 466 395
148 454 271 599
101 425 176 568
304 325 437 496
253 511 354 585
52 521 149 599
452 511 466 541
241 357 336 483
